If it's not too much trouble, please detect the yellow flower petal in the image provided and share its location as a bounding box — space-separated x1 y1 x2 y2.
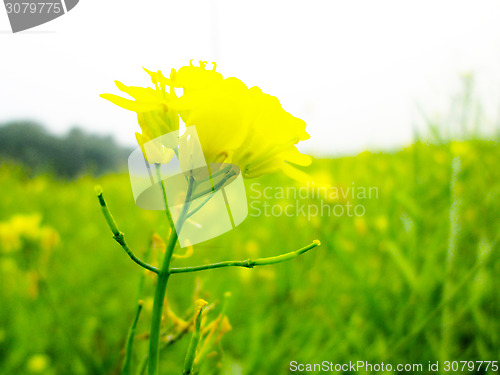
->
99 94 162 112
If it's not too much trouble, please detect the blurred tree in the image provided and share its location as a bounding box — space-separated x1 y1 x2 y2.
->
0 121 131 178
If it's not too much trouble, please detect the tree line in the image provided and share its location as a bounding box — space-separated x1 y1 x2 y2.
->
0 121 131 178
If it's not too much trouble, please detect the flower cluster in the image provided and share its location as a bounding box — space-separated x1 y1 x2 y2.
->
0 213 59 254
101 61 312 180
0 213 59 298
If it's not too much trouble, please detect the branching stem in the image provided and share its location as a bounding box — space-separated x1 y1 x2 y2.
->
148 175 195 375
190 171 236 200
170 241 321 274
96 189 159 274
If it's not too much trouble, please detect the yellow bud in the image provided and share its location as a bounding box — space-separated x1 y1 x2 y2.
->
195 299 209 311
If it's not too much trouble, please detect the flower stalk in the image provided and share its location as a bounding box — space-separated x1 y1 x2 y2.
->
99 61 319 374
96 181 321 375
148 175 195 375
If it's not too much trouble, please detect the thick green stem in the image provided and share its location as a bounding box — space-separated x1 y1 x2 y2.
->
170 240 321 274
148 176 195 375
147 232 177 375
137 318 193 375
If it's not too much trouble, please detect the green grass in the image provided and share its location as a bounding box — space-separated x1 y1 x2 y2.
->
0 139 499 374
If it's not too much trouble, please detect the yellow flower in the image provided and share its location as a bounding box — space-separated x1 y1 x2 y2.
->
26 354 50 373
101 68 179 164
101 61 311 180
11 213 42 240
0 222 21 252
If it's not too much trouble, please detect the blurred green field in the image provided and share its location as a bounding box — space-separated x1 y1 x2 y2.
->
0 139 499 374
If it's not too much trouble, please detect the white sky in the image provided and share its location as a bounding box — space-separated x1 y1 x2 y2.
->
1 0 500 155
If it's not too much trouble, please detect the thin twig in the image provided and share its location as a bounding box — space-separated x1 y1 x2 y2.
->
190 171 236 201
96 187 159 274
122 301 143 375
170 241 321 274
183 301 207 374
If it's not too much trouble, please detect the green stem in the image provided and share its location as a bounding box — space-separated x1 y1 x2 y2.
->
95 187 159 274
148 176 195 375
147 233 176 375
190 171 236 200
122 301 143 375
170 241 321 274
183 306 205 375
187 194 215 219
155 164 175 229
197 164 233 185
137 321 193 375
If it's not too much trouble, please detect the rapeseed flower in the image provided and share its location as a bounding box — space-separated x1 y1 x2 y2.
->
26 354 50 373
101 61 311 180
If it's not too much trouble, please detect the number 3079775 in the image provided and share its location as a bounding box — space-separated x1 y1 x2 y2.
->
443 361 498 372
5 2 62 14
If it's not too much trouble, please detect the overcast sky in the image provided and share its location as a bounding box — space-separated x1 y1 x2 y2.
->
1 0 500 155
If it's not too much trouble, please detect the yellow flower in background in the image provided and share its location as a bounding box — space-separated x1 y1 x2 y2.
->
11 213 42 241
101 61 312 180
451 141 471 157
0 222 21 252
0 213 42 253
374 215 389 233
0 214 59 255
26 354 50 373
